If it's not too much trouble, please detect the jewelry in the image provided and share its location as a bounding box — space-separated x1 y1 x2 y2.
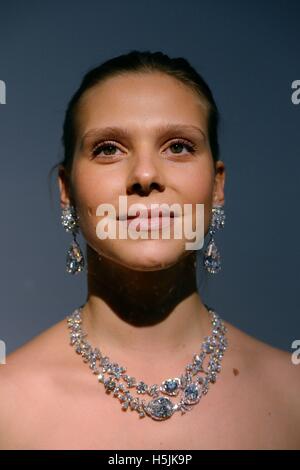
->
67 304 228 421
61 204 85 274
203 204 226 274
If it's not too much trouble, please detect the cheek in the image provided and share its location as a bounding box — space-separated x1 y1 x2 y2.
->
185 174 212 202
70 165 120 239
181 161 214 203
71 164 117 213
180 165 214 234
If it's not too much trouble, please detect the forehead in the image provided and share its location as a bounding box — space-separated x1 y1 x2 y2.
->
75 72 209 136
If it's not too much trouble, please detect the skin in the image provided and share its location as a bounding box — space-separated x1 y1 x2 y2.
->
0 72 299 450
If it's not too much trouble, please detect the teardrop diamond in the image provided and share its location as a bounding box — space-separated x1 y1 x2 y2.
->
66 240 85 274
203 239 221 274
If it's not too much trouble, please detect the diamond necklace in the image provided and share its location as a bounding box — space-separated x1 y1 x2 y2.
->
67 304 228 421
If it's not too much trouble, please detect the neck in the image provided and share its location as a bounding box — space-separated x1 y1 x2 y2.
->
81 245 212 362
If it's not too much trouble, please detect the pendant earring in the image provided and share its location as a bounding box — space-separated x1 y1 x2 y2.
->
203 204 226 274
61 204 85 274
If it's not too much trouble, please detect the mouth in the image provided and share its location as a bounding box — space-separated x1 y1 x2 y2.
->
116 207 178 232
124 215 175 231
117 208 177 221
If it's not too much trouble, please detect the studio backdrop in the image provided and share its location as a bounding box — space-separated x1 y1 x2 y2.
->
0 0 299 356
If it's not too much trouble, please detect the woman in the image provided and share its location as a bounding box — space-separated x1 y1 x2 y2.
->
0 50 299 450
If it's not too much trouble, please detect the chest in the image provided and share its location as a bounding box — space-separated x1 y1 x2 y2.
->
15 359 295 451
24 385 281 450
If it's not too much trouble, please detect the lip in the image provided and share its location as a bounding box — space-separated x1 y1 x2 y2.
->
117 207 178 221
124 215 175 231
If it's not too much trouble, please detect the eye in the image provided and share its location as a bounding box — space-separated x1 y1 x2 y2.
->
91 141 121 158
91 138 197 160
167 139 197 155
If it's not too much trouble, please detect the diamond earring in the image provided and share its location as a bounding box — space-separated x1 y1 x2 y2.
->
203 204 226 274
61 204 85 274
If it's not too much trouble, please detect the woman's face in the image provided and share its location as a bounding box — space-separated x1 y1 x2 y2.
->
59 72 225 271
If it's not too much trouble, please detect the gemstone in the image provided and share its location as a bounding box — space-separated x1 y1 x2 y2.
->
123 375 136 387
108 363 123 379
193 354 203 365
66 240 85 274
100 356 110 366
211 205 226 230
104 377 116 392
203 340 215 353
136 381 148 394
179 374 188 389
196 376 205 384
208 360 221 373
94 348 102 359
203 239 221 274
148 384 160 397
191 365 202 375
209 372 217 383
145 397 175 420
161 378 180 396
129 399 139 410
61 206 79 233
184 382 201 404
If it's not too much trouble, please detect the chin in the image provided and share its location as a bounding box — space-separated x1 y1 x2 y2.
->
107 240 187 271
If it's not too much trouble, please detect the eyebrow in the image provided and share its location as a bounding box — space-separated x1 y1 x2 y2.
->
79 123 206 149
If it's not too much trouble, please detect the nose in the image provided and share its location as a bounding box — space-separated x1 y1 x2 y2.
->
126 153 166 196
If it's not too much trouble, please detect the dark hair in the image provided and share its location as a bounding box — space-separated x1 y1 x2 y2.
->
49 49 220 188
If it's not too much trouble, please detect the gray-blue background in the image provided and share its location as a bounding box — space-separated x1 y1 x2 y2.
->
0 0 299 354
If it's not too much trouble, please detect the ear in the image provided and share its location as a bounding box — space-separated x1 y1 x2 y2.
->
58 165 72 209
213 160 226 206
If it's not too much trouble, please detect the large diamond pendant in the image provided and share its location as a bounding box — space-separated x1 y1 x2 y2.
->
66 240 85 274
203 239 221 274
144 396 175 421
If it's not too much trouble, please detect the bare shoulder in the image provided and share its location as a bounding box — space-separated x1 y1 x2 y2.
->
224 319 300 448
0 316 72 449
227 319 300 387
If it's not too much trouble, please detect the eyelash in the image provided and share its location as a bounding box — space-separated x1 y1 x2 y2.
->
91 138 197 159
